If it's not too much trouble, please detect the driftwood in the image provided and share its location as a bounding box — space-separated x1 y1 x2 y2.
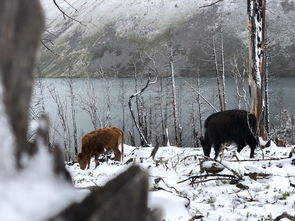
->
149 139 160 160
49 165 161 221
274 212 294 221
177 173 239 185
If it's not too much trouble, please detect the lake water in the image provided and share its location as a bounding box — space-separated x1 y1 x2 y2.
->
31 77 295 153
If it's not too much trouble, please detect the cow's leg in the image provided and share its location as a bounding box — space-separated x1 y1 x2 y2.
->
213 143 221 159
86 154 91 169
113 148 122 161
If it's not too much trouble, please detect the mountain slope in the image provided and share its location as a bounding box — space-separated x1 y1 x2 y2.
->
39 0 295 77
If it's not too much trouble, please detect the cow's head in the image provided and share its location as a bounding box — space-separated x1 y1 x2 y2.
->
77 153 88 170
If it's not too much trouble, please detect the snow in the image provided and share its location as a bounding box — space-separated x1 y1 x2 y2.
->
67 143 295 221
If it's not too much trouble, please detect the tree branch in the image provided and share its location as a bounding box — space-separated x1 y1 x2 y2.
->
53 0 85 25
200 0 224 9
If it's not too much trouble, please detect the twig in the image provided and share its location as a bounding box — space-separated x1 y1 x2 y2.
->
179 154 204 164
177 173 238 184
40 39 58 56
244 172 271 180
228 156 291 162
53 0 85 26
184 80 218 112
192 177 237 185
63 0 78 12
245 189 256 202
200 0 224 9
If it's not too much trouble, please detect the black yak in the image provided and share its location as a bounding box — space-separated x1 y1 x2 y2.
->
200 109 259 159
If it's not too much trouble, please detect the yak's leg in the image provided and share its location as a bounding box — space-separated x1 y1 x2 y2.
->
249 146 255 158
237 141 246 153
213 143 221 160
246 135 258 158
200 137 212 158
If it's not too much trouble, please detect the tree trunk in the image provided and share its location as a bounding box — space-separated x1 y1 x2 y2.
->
168 42 180 146
247 0 267 139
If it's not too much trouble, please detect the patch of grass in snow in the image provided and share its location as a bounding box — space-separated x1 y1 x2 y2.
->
279 191 291 200
204 196 216 204
257 213 273 221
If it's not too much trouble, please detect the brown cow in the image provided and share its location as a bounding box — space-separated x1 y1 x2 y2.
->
77 127 124 170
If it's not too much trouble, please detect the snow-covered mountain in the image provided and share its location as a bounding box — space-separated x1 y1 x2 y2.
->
39 0 295 77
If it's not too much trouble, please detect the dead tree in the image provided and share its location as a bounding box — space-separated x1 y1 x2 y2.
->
247 0 267 139
167 32 181 147
79 77 102 129
128 74 156 146
212 32 226 111
66 72 78 156
119 79 126 132
49 87 71 161
229 55 249 110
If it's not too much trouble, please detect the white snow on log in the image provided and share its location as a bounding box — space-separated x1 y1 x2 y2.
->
0 141 86 221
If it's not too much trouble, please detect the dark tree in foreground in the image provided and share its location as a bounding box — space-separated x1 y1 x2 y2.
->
0 0 44 167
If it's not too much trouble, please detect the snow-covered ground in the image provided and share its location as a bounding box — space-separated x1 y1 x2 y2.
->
67 141 295 221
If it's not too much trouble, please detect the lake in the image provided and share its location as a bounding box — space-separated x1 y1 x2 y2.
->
31 77 295 155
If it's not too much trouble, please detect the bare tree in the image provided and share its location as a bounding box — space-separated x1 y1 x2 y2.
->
98 69 113 128
229 55 249 110
119 79 126 132
66 72 78 155
212 31 226 111
167 31 181 147
49 87 71 161
79 77 101 129
128 74 156 147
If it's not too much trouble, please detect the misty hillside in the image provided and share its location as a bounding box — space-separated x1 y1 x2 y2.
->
39 0 295 77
